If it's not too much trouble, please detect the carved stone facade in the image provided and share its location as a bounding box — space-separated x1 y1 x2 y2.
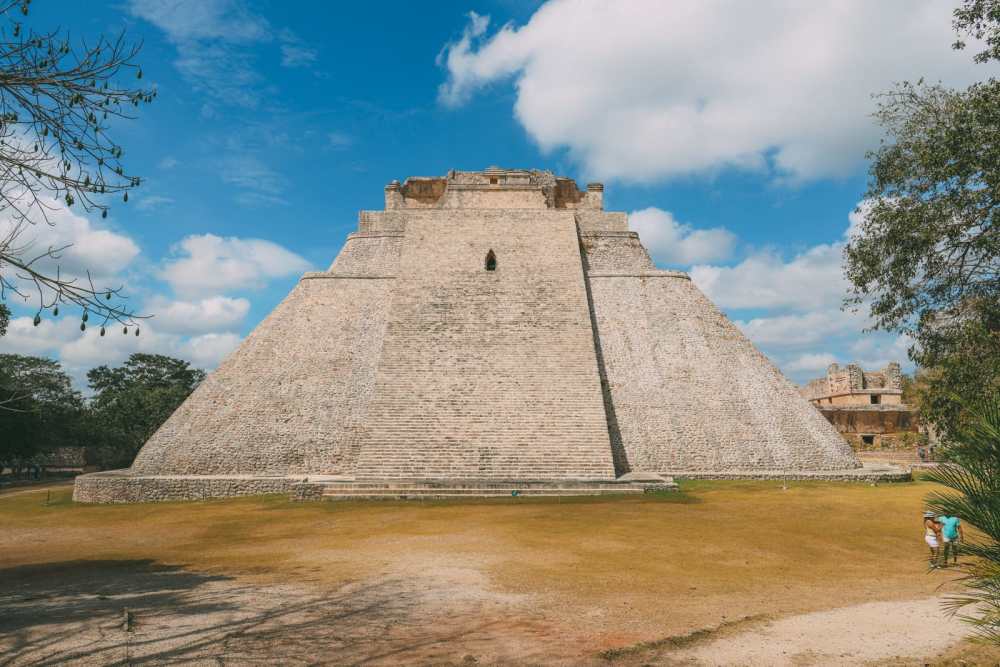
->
801 362 919 449
76 168 898 503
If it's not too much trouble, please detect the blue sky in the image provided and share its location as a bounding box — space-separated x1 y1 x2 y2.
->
2 0 993 387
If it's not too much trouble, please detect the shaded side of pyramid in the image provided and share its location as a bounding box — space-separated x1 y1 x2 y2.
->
580 214 859 474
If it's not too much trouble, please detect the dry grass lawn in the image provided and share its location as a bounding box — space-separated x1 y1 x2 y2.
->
2 478 999 664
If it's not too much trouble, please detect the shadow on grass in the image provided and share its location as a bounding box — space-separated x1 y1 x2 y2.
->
0 559 515 666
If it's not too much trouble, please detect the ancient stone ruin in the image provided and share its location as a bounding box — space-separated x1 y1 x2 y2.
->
74 168 907 502
801 362 921 454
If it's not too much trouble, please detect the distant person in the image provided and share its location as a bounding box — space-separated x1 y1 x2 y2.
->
924 511 942 568
939 514 964 566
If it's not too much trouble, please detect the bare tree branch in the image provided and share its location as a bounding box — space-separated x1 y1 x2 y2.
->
0 0 154 330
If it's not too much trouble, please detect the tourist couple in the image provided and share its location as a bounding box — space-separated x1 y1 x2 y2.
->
923 511 964 569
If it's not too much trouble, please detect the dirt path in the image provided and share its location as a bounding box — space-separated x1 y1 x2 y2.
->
662 598 965 666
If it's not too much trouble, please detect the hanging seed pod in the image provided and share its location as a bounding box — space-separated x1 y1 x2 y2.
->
53 306 58 316
81 311 88 323
100 326 106 336
123 191 128 203
123 326 128 335
33 313 41 326
137 68 143 79
80 322 86 331
102 209 107 219
135 327 140 337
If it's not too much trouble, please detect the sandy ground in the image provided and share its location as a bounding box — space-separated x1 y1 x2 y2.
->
666 598 966 666
3 481 1000 665
0 562 980 666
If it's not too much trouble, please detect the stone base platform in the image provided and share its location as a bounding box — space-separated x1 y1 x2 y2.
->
72 472 679 503
72 471 301 504
293 477 678 501
72 464 909 504
661 462 912 482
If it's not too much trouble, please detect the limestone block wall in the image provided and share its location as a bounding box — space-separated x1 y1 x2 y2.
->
328 232 402 274
74 474 296 503
351 209 616 480
584 232 858 473
129 234 397 476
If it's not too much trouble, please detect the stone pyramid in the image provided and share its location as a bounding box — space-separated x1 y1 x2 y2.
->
76 169 902 503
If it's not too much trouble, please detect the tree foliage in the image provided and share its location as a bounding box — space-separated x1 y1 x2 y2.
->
0 352 84 471
845 79 1000 438
0 300 8 335
0 0 154 329
954 0 1000 64
925 394 1000 642
0 353 203 474
86 354 204 469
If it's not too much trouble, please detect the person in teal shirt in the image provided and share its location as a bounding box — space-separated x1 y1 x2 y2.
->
938 515 964 566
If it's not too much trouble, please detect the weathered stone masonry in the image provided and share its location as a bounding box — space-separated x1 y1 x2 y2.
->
75 168 879 503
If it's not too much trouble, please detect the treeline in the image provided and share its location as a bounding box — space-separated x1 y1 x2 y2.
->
0 353 204 474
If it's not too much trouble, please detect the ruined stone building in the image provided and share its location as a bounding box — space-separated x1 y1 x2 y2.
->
800 362 919 450
75 168 905 503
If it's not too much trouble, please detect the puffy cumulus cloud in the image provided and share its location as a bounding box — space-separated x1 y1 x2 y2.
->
2 199 140 282
160 234 311 298
1 316 83 357
180 332 242 368
146 295 250 335
683 201 917 382
629 207 735 266
849 333 913 370
690 242 846 311
438 1 994 183
736 309 867 348
784 352 839 374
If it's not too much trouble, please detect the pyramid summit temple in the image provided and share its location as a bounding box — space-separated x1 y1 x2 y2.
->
75 168 908 502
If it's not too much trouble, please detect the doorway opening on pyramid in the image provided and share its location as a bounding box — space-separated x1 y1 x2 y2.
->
485 249 497 271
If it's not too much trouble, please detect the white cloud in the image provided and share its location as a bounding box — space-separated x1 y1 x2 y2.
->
629 207 735 266
736 309 867 348
135 194 175 212
128 0 271 108
219 154 288 207
160 233 311 298
438 1 996 183
784 352 839 374
1 316 82 356
691 242 846 311
126 0 269 43
146 295 250 334
849 333 913 370
158 156 179 170
1 198 141 287
180 332 242 367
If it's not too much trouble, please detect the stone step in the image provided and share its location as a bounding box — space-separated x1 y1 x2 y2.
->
295 477 678 502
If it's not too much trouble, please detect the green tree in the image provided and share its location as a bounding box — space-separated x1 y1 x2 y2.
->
0 302 8 335
845 11 1000 439
0 353 83 473
925 394 1000 642
86 354 204 469
0 0 154 328
953 0 1000 63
